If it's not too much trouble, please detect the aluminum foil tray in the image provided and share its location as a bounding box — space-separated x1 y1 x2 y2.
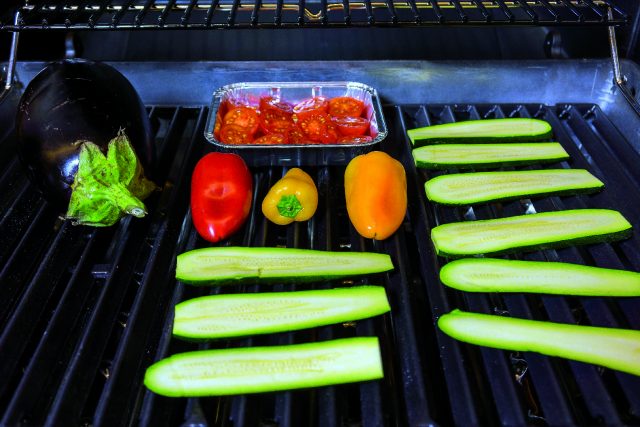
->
204 81 388 166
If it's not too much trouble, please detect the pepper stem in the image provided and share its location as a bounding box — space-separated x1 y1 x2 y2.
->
277 194 303 218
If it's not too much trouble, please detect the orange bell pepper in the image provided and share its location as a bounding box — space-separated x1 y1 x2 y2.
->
344 151 407 240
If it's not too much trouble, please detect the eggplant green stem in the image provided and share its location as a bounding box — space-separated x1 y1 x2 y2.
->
66 132 156 227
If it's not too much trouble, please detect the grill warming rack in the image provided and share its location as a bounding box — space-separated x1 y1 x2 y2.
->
0 0 629 30
0 97 639 426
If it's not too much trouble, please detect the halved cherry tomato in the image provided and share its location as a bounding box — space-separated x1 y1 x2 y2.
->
220 124 254 145
287 127 313 145
337 135 373 144
332 116 369 136
328 96 365 118
258 97 294 134
325 122 340 143
253 133 289 145
260 109 294 134
298 113 339 143
227 96 260 109
224 107 259 134
293 97 329 121
214 110 223 139
260 96 293 114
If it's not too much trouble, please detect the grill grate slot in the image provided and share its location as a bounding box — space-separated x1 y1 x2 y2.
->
0 101 639 426
0 0 628 29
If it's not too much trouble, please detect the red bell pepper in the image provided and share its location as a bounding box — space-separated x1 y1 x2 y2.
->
191 153 253 243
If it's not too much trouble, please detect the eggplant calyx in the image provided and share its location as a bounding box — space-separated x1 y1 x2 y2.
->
66 132 157 227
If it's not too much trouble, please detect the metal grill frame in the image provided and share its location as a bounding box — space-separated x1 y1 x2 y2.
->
0 0 629 30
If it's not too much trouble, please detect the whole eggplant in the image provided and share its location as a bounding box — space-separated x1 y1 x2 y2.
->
16 59 156 226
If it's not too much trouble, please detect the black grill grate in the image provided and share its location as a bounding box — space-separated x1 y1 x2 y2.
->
0 0 628 30
0 101 639 426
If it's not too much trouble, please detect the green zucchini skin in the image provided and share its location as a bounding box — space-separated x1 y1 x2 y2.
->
408 118 553 147
173 286 391 340
438 309 640 377
412 142 570 170
144 337 384 397
424 169 604 206
176 247 394 285
440 258 640 296
431 209 632 258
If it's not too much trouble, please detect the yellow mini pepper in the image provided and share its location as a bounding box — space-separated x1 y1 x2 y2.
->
262 168 318 225
344 151 407 240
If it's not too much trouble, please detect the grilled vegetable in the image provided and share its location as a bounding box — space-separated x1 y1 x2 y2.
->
440 258 640 296
173 286 390 340
344 151 407 240
144 337 384 397
424 169 603 206
408 118 552 147
431 209 632 257
262 168 318 225
16 59 156 226
412 142 569 170
190 153 253 243
438 309 640 377
176 247 393 285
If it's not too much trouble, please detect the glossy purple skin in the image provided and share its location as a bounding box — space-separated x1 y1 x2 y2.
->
16 59 155 208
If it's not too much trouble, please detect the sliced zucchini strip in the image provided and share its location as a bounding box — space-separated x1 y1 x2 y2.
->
438 309 640 377
424 169 603 205
144 337 384 397
173 286 391 340
412 142 569 169
408 118 553 146
431 209 632 257
440 258 640 296
176 247 394 285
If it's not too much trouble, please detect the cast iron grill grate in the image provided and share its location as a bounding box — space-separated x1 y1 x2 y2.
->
0 0 628 30
0 101 638 426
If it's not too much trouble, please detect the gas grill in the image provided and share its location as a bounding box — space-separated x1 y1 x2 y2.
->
1 2 640 426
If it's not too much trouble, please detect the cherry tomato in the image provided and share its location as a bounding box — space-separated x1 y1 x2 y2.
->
332 116 369 136
260 109 295 134
325 122 340 143
220 124 254 145
298 113 339 143
213 110 223 139
337 135 373 144
287 127 313 145
328 96 365 118
260 96 293 114
191 153 253 243
223 107 259 134
256 97 293 134
293 97 329 121
227 96 260 109
253 133 289 145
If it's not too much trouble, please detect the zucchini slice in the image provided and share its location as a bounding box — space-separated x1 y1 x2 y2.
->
176 247 394 285
173 286 391 340
412 142 569 170
431 209 632 257
438 309 640 377
424 169 604 206
408 118 553 147
440 258 640 296
144 337 384 397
